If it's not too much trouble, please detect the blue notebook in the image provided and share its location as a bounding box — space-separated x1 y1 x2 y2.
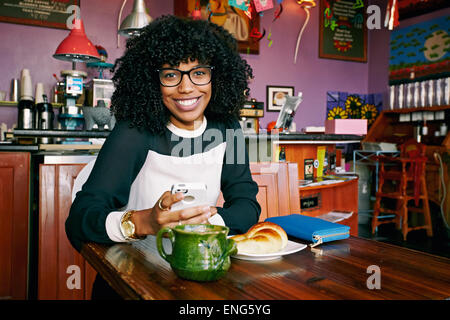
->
266 214 350 247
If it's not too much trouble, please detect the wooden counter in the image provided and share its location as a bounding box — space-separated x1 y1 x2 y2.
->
299 178 359 236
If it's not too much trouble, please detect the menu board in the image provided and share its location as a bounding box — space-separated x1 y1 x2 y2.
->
0 0 80 30
319 0 367 62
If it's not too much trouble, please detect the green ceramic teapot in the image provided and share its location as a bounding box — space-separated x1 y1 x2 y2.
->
156 224 237 282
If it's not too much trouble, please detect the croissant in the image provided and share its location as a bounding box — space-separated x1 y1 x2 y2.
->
230 222 288 254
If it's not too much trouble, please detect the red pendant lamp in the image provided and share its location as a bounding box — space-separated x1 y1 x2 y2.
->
53 18 100 64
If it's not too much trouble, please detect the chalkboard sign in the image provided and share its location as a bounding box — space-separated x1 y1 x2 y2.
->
0 0 80 30
300 193 322 212
319 0 367 62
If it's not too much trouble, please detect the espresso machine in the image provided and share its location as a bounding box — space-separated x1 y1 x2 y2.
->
57 70 86 128
55 70 89 144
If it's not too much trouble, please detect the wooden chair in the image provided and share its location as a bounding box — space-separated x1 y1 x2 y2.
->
372 139 433 240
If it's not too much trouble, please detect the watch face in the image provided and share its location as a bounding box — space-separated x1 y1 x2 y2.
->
123 221 135 238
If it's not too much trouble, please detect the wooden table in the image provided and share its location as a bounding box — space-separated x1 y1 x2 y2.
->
81 236 450 300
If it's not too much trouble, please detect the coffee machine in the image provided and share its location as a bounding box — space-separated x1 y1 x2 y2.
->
36 94 54 144
56 70 85 130
53 70 87 144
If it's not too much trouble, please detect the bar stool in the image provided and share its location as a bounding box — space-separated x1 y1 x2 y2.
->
371 139 433 240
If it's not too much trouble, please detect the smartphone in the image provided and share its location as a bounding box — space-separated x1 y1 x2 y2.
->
170 183 208 211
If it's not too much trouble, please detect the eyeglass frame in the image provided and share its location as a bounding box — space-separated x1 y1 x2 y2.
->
156 65 214 87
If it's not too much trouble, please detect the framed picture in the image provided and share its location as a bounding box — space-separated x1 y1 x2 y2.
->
318 0 367 62
389 15 449 84
0 0 80 30
266 86 295 112
174 0 260 54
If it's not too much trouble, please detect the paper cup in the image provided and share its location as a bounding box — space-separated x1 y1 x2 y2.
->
35 83 45 104
20 73 33 101
21 69 31 78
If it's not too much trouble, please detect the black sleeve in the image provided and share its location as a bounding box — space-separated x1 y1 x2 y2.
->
65 121 149 252
217 120 261 235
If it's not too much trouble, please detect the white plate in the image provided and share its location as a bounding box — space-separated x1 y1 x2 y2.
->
231 240 307 261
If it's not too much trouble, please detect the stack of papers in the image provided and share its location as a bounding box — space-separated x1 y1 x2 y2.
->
316 211 354 223
299 175 357 188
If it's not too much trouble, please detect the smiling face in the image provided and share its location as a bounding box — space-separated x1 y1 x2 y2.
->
160 59 212 130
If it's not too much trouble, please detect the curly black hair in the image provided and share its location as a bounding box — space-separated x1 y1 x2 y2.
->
111 15 253 134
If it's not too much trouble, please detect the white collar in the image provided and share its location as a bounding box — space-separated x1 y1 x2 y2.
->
166 116 207 138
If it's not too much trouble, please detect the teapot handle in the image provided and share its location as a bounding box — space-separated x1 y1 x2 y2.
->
156 227 175 263
213 238 237 269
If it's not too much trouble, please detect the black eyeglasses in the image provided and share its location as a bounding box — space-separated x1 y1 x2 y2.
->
157 66 214 87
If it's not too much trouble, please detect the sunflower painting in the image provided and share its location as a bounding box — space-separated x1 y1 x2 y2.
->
327 106 348 120
326 91 382 127
345 95 363 119
361 103 378 125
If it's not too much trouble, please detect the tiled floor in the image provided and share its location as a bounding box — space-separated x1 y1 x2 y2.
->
358 210 450 259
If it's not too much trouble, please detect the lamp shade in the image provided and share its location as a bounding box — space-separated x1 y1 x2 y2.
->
53 18 100 63
118 0 152 37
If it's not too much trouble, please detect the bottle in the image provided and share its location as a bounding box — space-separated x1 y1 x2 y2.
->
398 83 404 108
435 78 443 106
389 85 395 109
36 94 54 144
279 147 286 162
422 120 428 136
420 81 427 107
427 80 435 107
444 77 450 105
405 83 413 107
415 121 422 143
413 81 420 107
440 123 448 136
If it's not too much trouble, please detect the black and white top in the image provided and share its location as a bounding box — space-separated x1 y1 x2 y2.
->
66 116 261 251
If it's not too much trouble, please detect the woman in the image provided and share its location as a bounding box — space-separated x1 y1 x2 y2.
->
66 15 260 298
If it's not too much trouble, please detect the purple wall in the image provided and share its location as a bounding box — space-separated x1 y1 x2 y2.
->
0 0 449 132
367 0 392 109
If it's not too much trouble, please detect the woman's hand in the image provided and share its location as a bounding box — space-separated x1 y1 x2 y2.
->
130 191 217 237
